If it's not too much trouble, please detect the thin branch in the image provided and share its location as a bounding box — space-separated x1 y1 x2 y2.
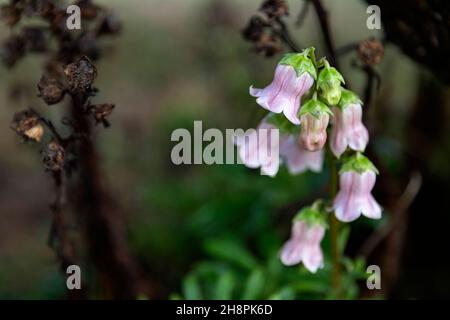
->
274 17 302 52
295 0 311 28
358 171 422 258
311 0 339 68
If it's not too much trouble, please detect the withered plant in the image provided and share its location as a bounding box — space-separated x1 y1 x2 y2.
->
1 0 149 299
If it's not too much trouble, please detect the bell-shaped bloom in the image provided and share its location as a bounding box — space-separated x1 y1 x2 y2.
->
280 220 325 273
235 120 281 177
334 170 382 222
330 103 369 158
280 134 323 174
300 112 330 151
250 64 314 125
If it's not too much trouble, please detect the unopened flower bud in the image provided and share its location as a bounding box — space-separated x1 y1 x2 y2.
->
11 110 44 142
64 56 97 93
317 63 345 105
37 75 65 105
42 141 65 172
298 99 332 151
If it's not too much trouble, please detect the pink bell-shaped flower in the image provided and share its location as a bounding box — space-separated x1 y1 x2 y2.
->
298 99 332 151
333 154 382 222
330 89 369 158
235 119 281 177
280 134 323 174
250 51 316 125
280 205 326 273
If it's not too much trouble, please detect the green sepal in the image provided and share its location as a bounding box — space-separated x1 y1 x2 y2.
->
317 65 345 85
293 201 328 228
340 152 379 175
299 99 333 119
265 112 300 135
338 88 363 110
279 48 317 79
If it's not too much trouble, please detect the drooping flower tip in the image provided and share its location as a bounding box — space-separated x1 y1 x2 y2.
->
280 219 325 273
333 170 382 222
250 53 315 125
330 101 369 158
280 135 324 174
235 120 281 177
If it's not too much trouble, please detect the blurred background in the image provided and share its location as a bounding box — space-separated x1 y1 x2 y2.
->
0 0 449 299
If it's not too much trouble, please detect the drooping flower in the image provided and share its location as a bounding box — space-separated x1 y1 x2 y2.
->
333 153 382 222
280 134 323 174
299 99 332 151
280 205 326 273
317 61 345 106
249 49 316 125
330 89 369 158
235 114 324 177
235 119 281 177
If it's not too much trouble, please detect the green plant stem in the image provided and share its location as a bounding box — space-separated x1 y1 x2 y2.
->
329 156 341 297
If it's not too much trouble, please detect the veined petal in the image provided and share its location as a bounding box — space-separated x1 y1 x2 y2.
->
283 73 314 125
361 195 382 219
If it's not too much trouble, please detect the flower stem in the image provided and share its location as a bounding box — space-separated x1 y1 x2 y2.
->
329 156 341 298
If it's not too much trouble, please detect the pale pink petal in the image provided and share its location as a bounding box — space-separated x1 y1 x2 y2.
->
361 195 382 219
346 104 369 151
283 73 314 125
334 172 362 222
280 136 324 174
280 239 304 266
330 107 347 158
302 246 324 273
249 65 292 113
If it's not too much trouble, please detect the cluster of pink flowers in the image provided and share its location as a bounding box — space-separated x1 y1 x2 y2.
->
240 48 382 273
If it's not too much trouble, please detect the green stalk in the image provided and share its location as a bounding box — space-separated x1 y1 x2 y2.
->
329 156 341 298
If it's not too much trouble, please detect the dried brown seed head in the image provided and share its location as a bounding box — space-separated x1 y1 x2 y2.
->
0 4 22 27
64 56 97 93
23 0 54 18
37 75 66 105
242 16 266 42
357 39 384 66
90 103 115 127
23 27 47 53
97 13 122 35
76 0 102 20
11 109 44 142
254 33 282 57
1 35 26 67
260 0 289 19
42 141 65 171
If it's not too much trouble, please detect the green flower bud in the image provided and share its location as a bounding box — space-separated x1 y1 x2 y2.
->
317 64 345 105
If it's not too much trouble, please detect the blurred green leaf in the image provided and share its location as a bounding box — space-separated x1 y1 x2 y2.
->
242 269 265 300
203 238 259 271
